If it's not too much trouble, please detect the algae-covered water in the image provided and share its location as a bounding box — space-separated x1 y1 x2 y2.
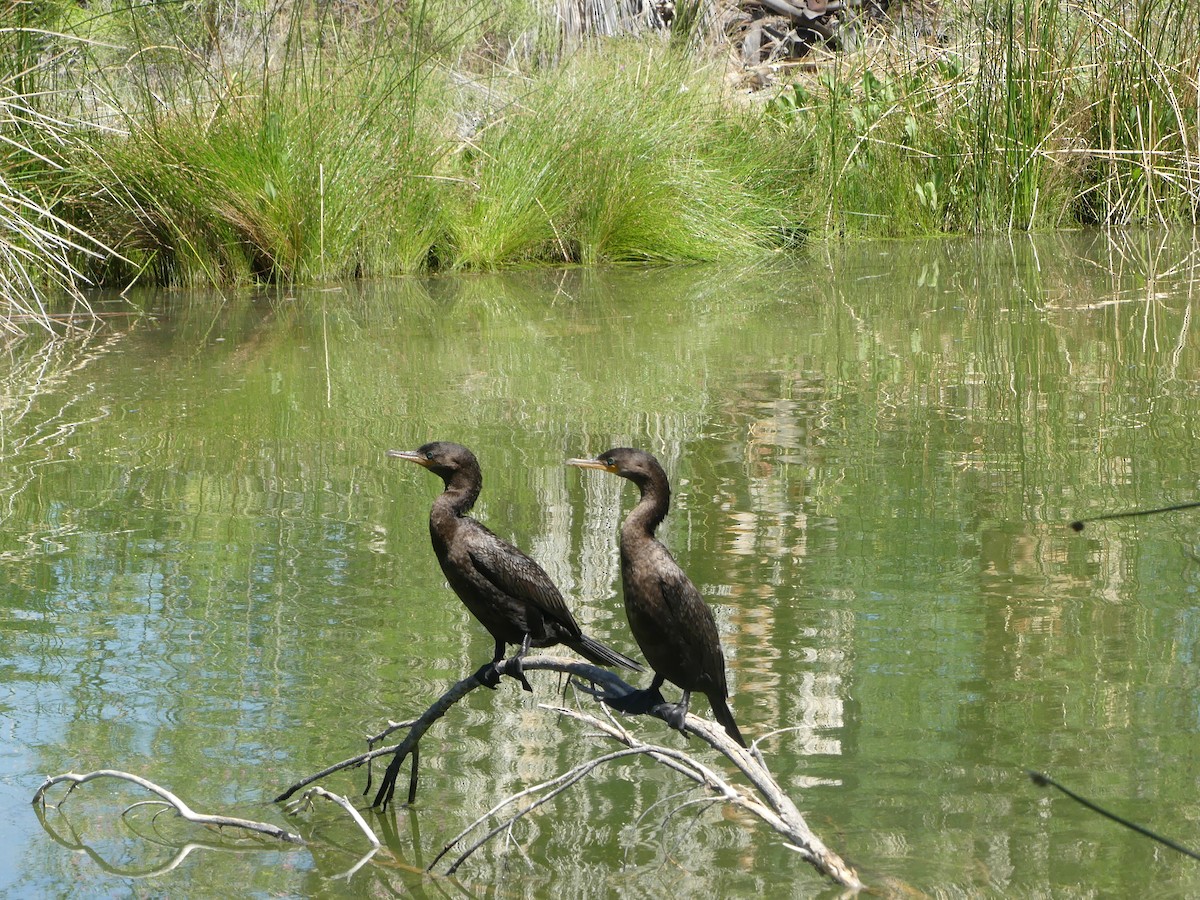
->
4 231 1200 897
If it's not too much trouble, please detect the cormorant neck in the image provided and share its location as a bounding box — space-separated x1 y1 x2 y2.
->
623 469 670 538
434 468 481 518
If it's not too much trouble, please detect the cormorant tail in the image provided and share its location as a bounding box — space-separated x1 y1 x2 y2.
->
568 634 644 673
709 694 747 748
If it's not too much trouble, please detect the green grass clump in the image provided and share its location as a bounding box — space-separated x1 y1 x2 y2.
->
59 0 460 286
73 37 802 282
75 73 452 285
447 47 800 268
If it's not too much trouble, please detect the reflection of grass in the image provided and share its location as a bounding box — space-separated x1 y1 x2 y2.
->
0 331 126 557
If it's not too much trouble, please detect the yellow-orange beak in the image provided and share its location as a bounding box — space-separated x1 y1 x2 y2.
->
387 449 432 467
566 457 617 473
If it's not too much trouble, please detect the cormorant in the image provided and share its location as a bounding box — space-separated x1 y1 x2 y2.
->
568 448 747 747
389 441 642 691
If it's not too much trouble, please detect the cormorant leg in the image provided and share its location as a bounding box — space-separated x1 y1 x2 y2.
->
605 673 668 714
660 689 691 733
472 640 507 689
500 634 534 693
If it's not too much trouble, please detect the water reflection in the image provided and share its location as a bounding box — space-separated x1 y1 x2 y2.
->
3 229 1200 896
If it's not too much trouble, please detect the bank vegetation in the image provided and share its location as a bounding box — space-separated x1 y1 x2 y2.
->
2 0 1197 328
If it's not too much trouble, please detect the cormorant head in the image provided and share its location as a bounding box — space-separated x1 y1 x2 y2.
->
567 447 666 489
388 441 480 485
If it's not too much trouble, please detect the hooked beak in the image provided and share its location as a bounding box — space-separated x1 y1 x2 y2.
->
566 457 616 473
387 449 431 467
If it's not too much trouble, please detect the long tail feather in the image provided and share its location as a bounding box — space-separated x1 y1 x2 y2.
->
569 634 644 672
709 694 747 747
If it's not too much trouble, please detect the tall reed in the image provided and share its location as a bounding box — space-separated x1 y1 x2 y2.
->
765 0 1198 235
1080 0 1199 224
0 5 112 331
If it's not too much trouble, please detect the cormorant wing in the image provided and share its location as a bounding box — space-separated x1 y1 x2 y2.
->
466 528 582 634
656 567 727 690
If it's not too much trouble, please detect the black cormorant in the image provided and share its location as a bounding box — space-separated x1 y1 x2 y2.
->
568 447 747 747
390 441 642 691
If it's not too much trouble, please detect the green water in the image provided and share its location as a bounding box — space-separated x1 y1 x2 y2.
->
5 231 1200 897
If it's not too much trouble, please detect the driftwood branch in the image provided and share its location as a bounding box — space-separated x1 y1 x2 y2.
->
430 744 658 874
276 654 864 891
33 801 265 879
543 700 864 889
283 786 381 849
33 769 303 844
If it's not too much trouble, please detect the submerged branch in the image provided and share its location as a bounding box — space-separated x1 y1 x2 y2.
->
33 770 303 844
32 771 382 881
283 786 381 849
34 800 270 879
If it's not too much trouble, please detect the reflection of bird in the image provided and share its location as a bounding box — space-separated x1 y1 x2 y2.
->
389 441 642 691
568 448 747 747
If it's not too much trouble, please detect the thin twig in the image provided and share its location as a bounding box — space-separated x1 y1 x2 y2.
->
1030 771 1200 861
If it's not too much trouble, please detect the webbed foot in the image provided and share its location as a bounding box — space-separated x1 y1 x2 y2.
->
500 656 534 693
473 661 502 690
604 686 668 714
658 699 689 733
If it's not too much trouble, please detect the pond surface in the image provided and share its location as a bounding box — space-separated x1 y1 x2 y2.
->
4 230 1200 897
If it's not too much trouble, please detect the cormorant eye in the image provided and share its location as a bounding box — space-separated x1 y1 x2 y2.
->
603 457 614 466
425 451 435 460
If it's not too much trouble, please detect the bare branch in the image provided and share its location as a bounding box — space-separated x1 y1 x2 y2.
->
274 655 634 809
33 770 303 844
272 742 401 805
275 654 865 891
275 666 486 808
544 701 864 889
284 787 381 849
